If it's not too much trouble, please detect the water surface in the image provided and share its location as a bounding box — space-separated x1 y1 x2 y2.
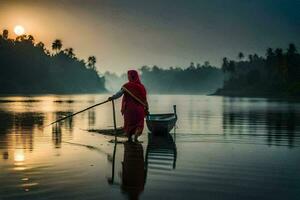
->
0 95 299 200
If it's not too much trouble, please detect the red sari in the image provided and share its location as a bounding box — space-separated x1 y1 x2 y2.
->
121 70 147 136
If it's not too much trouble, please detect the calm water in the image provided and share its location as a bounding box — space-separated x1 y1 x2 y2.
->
0 95 299 200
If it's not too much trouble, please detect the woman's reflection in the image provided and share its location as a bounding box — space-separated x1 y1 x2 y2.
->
121 141 146 200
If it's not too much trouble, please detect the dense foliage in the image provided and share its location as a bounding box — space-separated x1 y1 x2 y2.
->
140 64 223 94
0 30 106 94
105 63 223 94
215 44 300 97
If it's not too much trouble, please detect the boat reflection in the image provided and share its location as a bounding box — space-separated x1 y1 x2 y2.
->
146 133 177 171
108 131 177 199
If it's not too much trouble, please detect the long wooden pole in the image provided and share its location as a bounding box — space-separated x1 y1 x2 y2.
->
110 139 117 184
112 99 117 142
109 99 118 184
45 99 110 127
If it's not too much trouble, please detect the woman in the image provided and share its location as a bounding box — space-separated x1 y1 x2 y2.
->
108 70 148 142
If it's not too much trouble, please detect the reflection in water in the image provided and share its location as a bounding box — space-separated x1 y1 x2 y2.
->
0 110 44 159
107 141 146 200
2 151 9 159
122 142 146 200
222 98 300 147
0 101 77 162
0 95 299 200
107 133 178 200
54 111 74 132
146 133 177 171
88 109 96 127
52 124 62 149
14 149 25 162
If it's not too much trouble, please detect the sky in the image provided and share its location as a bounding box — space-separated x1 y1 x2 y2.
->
0 0 299 73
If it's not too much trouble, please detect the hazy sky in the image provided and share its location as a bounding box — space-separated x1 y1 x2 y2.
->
0 0 299 73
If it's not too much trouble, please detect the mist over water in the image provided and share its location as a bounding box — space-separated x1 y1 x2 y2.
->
0 94 299 200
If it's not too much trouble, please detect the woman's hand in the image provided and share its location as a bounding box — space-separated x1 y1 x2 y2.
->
108 96 113 101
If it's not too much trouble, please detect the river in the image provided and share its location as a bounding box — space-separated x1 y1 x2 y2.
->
0 94 299 200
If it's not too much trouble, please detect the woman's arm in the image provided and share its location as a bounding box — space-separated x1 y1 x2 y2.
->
109 88 124 100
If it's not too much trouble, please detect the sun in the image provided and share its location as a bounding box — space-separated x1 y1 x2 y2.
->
14 25 25 36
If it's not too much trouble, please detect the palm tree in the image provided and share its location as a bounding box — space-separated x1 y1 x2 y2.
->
253 54 259 61
64 48 75 58
266 48 274 58
52 39 62 54
88 56 96 70
222 57 229 72
287 43 297 55
275 48 283 57
2 29 8 39
189 62 195 69
204 61 210 67
248 54 253 62
238 52 244 60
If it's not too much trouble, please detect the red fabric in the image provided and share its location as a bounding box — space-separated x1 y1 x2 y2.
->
122 70 147 135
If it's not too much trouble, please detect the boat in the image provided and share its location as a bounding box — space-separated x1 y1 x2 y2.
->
146 105 177 134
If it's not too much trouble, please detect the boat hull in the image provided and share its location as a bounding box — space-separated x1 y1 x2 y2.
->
146 113 177 134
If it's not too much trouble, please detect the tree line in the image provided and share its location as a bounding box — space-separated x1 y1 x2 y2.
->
0 29 106 94
105 63 224 94
215 43 300 97
1 28 298 97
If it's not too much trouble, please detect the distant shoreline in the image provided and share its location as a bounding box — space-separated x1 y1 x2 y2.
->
211 90 300 100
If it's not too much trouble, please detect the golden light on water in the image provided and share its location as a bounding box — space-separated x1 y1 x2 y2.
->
14 149 25 162
14 25 25 36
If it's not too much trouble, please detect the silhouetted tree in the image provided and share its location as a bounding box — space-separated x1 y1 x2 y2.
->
248 54 253 62
288 43 297 55
52 39 62 54
253 54 259 60
127 63 223 94
222 57 229 72
88 56 97 70
27 35 34 43
204 61 210 67
275 48 283 57
228 61 235 73
238 52 244 60
216 44 300 97
36 42 45 49
16 34 27 42
0 30 106 94
2 29 8 39
266 48 274 58
64 48 75 58
188 62 195 69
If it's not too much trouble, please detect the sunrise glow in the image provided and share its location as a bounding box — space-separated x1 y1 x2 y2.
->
14 25 25 36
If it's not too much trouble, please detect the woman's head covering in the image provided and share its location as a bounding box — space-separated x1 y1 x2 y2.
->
127 70 141 84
